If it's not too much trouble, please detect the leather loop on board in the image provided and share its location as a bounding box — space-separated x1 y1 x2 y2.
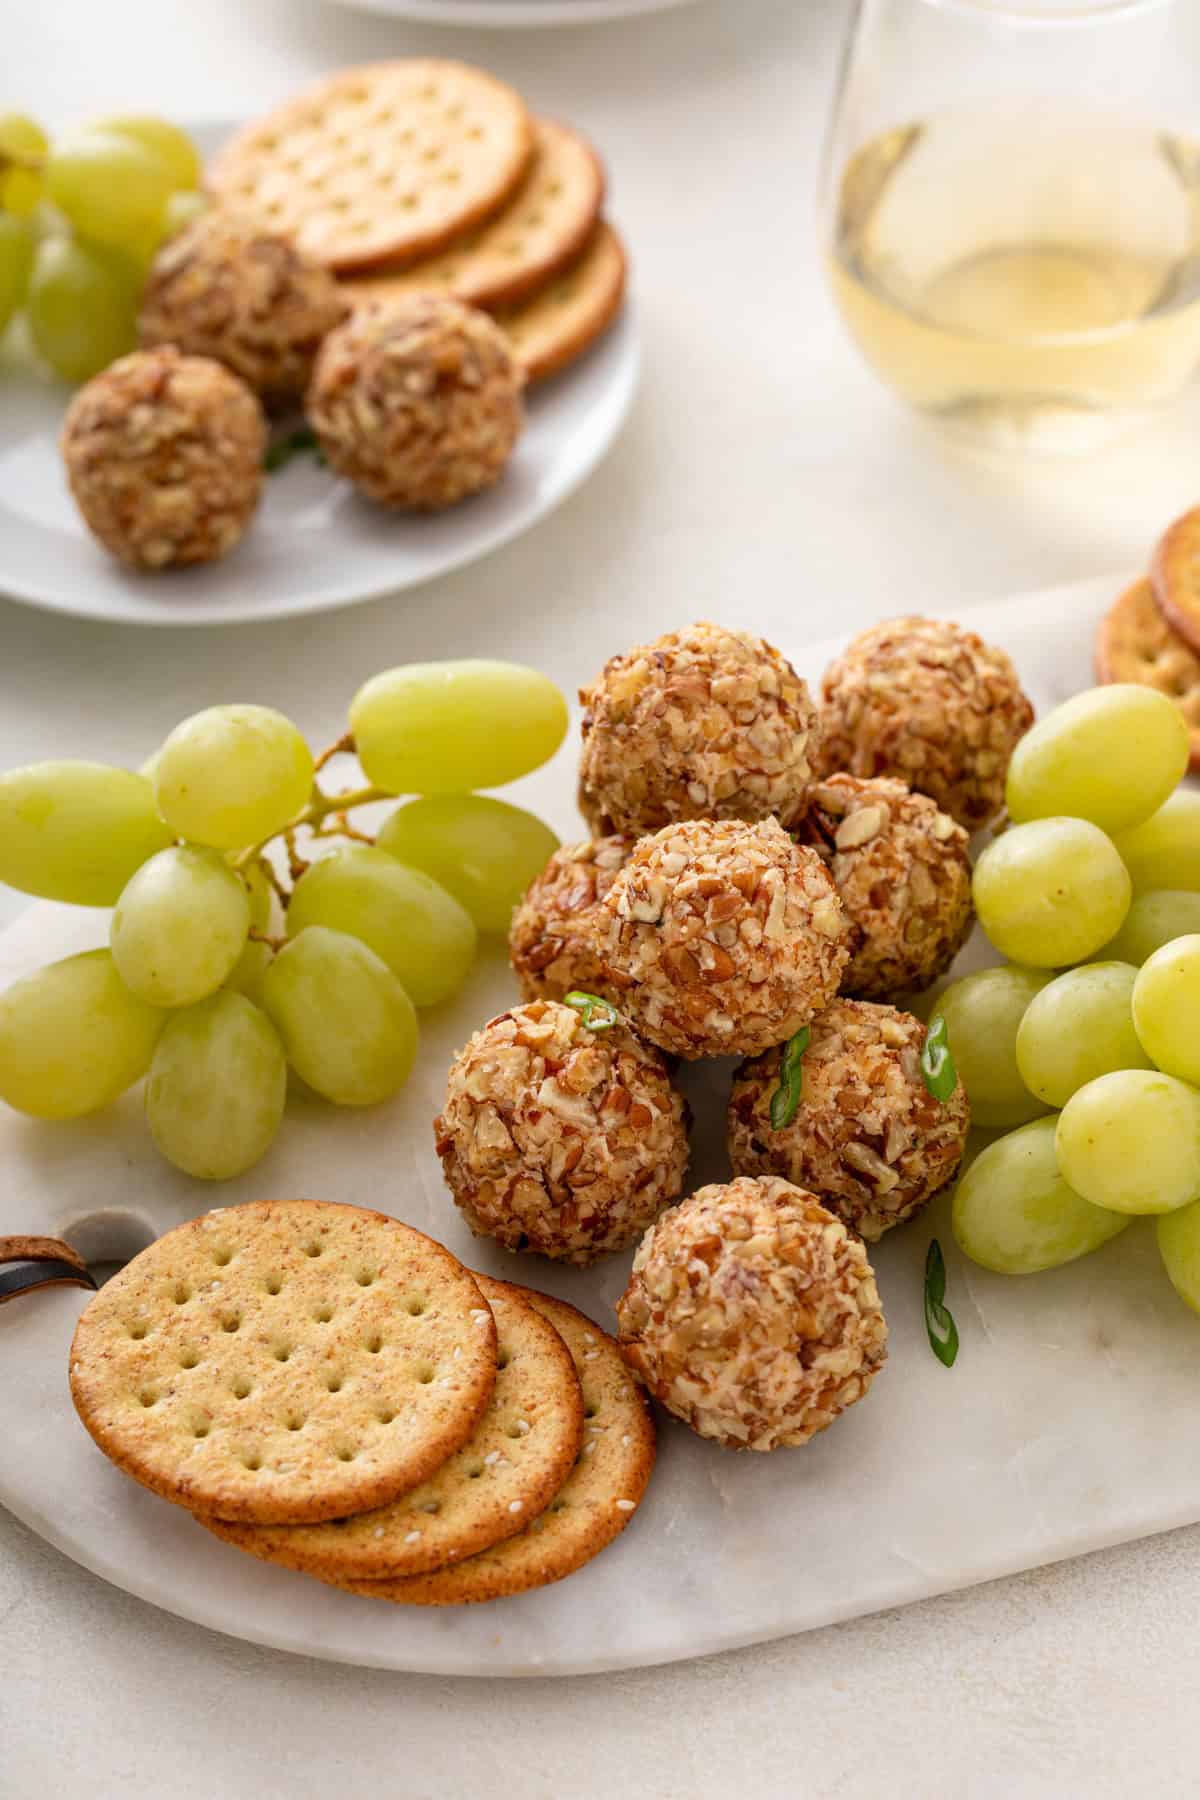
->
0 1236 97 1306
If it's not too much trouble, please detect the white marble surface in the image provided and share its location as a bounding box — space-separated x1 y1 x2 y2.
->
7 0 1200 1790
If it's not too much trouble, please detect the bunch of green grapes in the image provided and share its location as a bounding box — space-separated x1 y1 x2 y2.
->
944 682 1200 1308
0 660 566 1182
0 112 207 382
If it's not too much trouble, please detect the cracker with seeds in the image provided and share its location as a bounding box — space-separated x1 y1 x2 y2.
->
199 1274 583 1578
69 1200 497 1525
331 1288 655 1605
208 61 535 273
496 220 627 384
341 119 603 312
1095 576 1200 771
1152 506 1200 656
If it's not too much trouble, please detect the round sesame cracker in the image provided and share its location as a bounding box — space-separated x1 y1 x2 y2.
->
69 1200 497 1526
340 119 604 312
1152 507 1200 657
494 220 627 384
198 1274 583 1579
1097 576 1200 771
207 61 535 273
329 1288 655 1605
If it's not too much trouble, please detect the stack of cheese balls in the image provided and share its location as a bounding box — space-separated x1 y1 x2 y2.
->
435 617 1035 1455
62 207 525 572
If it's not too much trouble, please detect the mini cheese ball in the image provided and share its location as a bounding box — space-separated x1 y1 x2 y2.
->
818 616 1035 832
616 1176 888 1451
307 295 524 511
509 835 635 1003
795 774 973 1000
597 817 849 1061
139 209 349 407
727 1000 970 1243
434 998 689 1266
61 347 266 570
578 622 822 837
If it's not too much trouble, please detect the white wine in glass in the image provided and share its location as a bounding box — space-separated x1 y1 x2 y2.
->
823 0 1200 451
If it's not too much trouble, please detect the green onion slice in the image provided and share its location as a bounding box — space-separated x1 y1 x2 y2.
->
564 990 619 1032
769 1026 810 1130
921 1015 957 1102
924 1238 959 1368
265 425 325 473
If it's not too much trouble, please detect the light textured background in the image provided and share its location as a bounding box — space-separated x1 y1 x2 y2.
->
5 0 1200 1793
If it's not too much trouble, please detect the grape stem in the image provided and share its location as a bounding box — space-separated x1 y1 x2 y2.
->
229 736 388 879
248 927 287 953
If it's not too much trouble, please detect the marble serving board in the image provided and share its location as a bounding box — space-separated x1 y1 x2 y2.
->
4 573 1198 1678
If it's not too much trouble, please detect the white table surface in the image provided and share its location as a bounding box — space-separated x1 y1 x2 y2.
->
6 1 1200 1793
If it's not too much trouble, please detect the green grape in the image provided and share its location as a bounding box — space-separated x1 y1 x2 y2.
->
376 795 559 933
0 761 173 906
1156 1200 1200 1315
973 817 1131 968
0 950 163 1120
145 991 286 1180
0 213 35 332
224 937 274 1004
932 966 1052 1129
1005 685 1188 835
261 926 418 1107
154 705 314 852
1113 790 1200 893
1015 961 1152 1108
0 113 48 216
110 847 250 1008
91 116 201 192
1056 1069 1200 1214
26 235 139 382
350 660 569 796
162 188 208 239
953 1116 1131 1274
45 130 173 251
285 847 475 1008
241 859 273 930
1131 935 1200 1085
1096 890 1200 966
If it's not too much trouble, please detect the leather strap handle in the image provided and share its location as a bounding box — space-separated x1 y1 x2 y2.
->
0 1236 97 1306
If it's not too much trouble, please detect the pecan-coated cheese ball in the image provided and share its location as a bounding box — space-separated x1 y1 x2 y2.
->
818 616 1034 832
61 347 266 570
508 835 635 1003
616 1176 888 1451
434 999 689 1266
307 294 524 511
727 1000 970 1242
795 774 973 1000
577 621 821 837
139 209 348 407
597 818 849 1061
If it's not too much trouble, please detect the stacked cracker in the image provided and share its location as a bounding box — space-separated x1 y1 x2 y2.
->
68 1200 653 1606
1095 508 1200 770
208 62 628 386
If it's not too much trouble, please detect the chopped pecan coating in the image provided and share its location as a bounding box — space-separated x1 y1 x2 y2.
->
617 1175 888 1451
597 817 849 1060
509 835 635 1003
795 774 973 1000
307 294 524 510
61 347 266 570
818 616 1034 832
728 1000 969 1242
578 621 821 837
435 999 689 1266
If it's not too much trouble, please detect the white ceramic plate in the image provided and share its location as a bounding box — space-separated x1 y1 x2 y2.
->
324 0 698 26
7 572 1200 1678
0 121 639 630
